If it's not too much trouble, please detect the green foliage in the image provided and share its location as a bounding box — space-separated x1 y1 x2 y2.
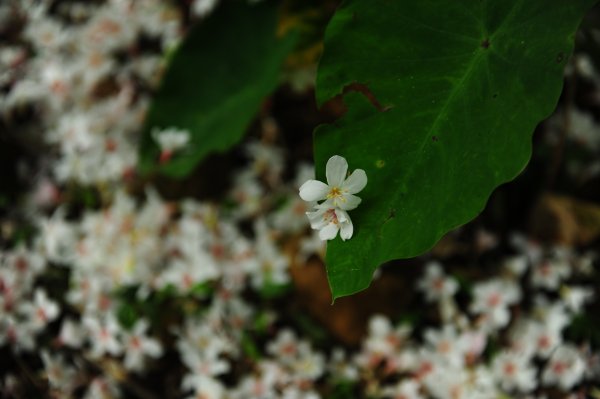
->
325 381 358 399
314 0 596 299
190 282 214 297
241 332 262 361
566 312 600 349
259 281 292 299
139 1 297 177
117 302 138 329
291 313 329 345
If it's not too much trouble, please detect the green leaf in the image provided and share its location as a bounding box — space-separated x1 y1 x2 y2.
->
325 382 358 399
190 282 214 297
241 332 262 361
259 281 292 299
116 302 139 329
139 1 297 177
314 0 596 299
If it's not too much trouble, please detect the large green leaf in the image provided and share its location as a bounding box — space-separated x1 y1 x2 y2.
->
314 0 596 299
139 1 296 177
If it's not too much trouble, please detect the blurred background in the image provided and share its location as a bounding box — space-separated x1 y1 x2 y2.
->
1 1 600 398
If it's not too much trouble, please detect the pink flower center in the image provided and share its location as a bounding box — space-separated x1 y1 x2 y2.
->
503 362 516 376
386 334 401 348
438 341 451 354
211 244 225 259
552 361 567 375
432 278 444 291
183 273 194 289
36 308 48 323
252 381 265 396
281 342 297 355
15 257 28 271
538 335 551 349
130 336 141 349
324 209 339 225
415 361 433 379
487 292 501 307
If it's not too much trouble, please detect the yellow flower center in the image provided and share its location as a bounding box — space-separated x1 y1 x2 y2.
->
326 187 345 202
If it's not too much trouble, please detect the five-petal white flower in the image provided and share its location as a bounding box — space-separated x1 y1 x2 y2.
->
299 155 367 241
299 155 367 210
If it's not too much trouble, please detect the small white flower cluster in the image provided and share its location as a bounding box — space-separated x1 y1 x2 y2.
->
0 146 323 397
0 0 185 185
299 155 367 241
2 148 599 398
0 1 599 398
346 243 598 399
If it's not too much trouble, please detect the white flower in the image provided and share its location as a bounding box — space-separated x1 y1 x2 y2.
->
192 0 219 18
245 220 290 289
299 155 367 211
423 365 469 399
561 286 594 313
83 315 123 358
158 257 219 293
300 155 367 241
531 258 571 290
85 377 120 399
41 351 76 393
542 345 586 390
183 375 225 399
58 318 85 348
491 351 537 393
329 348 359 380
19 289 60 332
417 261 458 302
363 315 411 359
470 279 521 330
291 347 325 381
176 321 232 362
267 329 300 361
503 255 529 277
122 319 163 372
152 127 190 162
510 319 562 359
424 325 465 367
382 379 424 399
306 204 353 241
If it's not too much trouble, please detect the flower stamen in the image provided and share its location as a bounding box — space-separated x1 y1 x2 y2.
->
326 187 346 202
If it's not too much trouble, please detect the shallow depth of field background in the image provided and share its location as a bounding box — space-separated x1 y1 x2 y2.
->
1 1 600 398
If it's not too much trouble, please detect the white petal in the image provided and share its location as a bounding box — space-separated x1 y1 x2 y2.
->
143 339 163 357
334 209 349 223
343 169 367 194
338 193 361 211
134 320 149 335
340 219 354 241
326 155 348 187
306 209 327 230
319 223 339 241
299 180 329 202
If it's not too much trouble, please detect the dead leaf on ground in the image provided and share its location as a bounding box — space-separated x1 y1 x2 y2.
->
530 193 600 246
